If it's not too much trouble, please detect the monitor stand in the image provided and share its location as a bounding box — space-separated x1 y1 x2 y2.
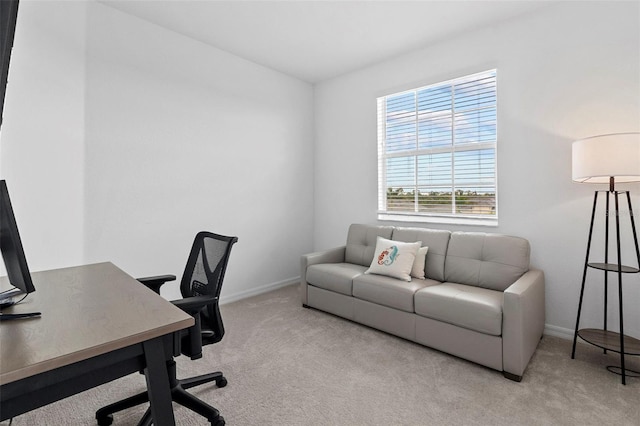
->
0 288 41 319
0 287 24 308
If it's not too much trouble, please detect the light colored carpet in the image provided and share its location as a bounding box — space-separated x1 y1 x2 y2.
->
3 284 639 425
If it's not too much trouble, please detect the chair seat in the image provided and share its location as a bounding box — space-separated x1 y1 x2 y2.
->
414 283 503 335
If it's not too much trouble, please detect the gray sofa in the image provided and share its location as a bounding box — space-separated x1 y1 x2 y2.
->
300 224 545 381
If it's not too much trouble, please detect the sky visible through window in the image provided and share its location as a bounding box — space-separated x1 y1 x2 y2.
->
378 70 497 218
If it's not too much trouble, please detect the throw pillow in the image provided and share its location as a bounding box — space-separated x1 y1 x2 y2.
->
365 237 421 282
411 246 429 280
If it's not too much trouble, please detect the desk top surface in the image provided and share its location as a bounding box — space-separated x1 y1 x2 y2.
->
0 262 194 384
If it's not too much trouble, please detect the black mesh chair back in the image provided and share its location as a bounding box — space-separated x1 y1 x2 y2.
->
180 231 238 348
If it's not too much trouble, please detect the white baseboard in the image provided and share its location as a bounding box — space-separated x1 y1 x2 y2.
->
544 324 574 340
220 276 300 305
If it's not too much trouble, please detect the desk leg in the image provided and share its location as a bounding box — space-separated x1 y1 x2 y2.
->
143 337 175 426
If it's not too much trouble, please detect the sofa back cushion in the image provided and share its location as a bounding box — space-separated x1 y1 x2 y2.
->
391 227 451 282
345 224 394 267
444 232 530 291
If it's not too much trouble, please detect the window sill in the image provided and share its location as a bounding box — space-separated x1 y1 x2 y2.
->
377 213 498 228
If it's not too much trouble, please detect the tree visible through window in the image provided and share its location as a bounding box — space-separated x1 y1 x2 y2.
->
377 70 497 223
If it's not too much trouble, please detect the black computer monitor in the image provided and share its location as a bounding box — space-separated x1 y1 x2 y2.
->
1 0 20 128
0 179 35 295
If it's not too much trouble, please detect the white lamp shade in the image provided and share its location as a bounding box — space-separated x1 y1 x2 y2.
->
572 133 640 184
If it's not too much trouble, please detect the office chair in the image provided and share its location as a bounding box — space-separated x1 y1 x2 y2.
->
96 231 238 426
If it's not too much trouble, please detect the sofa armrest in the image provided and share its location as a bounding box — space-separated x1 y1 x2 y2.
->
502 268 545 380
300 246 346 305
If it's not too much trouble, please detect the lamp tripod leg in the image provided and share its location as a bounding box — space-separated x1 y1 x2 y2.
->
572 191 599 359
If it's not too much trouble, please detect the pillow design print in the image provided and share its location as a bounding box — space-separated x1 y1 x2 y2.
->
377 245 399 266
365 237 421 282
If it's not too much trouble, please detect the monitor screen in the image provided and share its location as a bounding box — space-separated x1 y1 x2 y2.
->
0 179 35 294
1 0 20 128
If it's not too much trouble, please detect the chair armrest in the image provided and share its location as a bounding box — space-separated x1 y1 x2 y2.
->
171 295 217 360
137 274 177 294
172 295 216 315
502 269 545 379
300 246 346 305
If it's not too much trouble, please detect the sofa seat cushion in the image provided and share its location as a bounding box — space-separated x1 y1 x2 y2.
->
306 263 367 296
353 274 440 313
414 283 503 336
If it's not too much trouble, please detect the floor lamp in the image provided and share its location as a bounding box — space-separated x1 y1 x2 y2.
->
570 132 640 385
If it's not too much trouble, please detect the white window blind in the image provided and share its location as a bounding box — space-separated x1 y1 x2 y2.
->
377 69 497 224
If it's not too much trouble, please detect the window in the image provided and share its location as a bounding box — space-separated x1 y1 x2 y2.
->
377 69 497 225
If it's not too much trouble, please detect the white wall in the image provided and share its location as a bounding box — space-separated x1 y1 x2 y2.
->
314 1 640 338
1 1 314 303
0 0 86 273
83 3 314 301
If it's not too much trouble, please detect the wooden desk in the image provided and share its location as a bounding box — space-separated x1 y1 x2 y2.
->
0 262 194 425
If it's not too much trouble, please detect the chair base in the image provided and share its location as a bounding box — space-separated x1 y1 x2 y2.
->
96 361 226 426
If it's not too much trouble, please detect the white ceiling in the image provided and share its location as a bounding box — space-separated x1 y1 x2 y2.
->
101 0 552 83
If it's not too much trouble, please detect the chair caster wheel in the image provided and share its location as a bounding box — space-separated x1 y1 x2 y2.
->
216 377 228 388
96 413 114 426
213 415 225 425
